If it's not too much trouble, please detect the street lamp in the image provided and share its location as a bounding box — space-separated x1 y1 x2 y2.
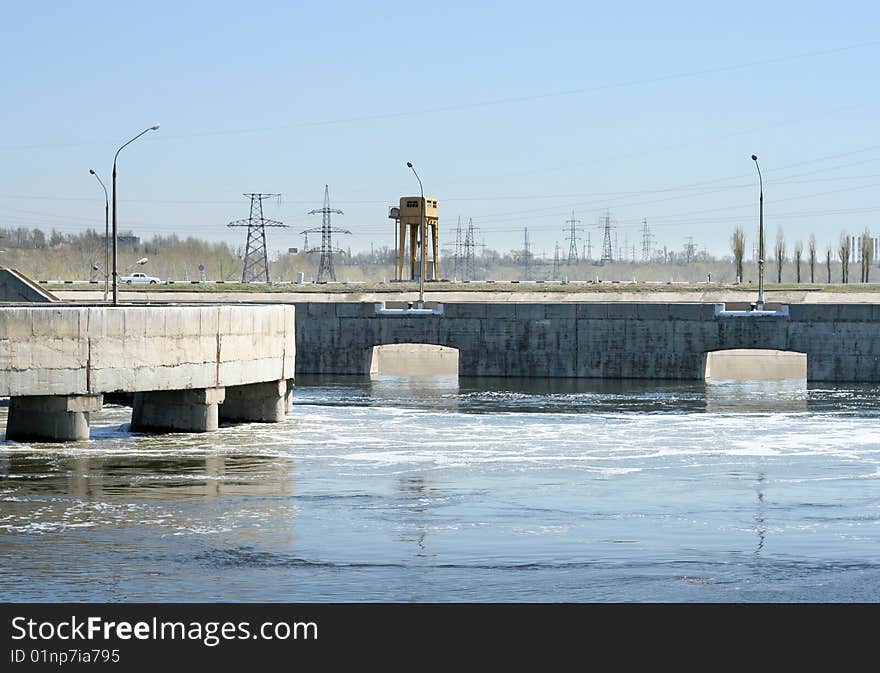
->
112 124 159 305
751 154 764 310
406 161 425 308
89 169 110 301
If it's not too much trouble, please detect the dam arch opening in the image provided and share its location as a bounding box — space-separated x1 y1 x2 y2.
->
370 344 460 376
704 349 807 382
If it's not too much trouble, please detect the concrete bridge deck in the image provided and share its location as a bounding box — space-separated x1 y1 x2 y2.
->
0 304 295 441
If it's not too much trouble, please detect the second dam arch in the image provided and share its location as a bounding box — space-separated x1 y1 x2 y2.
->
370 344 460 376
704 349 808 381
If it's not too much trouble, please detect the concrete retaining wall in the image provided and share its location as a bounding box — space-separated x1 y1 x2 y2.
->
294 302 880 382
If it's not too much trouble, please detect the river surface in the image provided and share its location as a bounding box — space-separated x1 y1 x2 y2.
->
1 375 879 602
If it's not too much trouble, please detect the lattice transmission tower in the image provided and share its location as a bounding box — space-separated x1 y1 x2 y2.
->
226 193 287 283
300 185 351 282
463 217 478 281
565 211 583 264
600 210 614 264
641 218 653 262
452 216 464 280
522 227 532 279
553 241 561 278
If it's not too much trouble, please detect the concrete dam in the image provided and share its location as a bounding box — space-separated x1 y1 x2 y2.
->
3 299 879 441
294 301 880 382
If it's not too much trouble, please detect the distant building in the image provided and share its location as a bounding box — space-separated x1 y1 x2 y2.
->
105 235 140 246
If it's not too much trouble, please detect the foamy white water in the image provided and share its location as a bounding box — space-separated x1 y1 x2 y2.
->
1 375 879 601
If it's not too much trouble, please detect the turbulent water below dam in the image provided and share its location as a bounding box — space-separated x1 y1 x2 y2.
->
1 373 879 602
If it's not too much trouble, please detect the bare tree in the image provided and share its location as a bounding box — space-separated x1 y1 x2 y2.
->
861 227 873 283
808 234 817 283
839 232 851 284
775 230 786 283
730 226 745 283
826 245 832 284
794 240 803 283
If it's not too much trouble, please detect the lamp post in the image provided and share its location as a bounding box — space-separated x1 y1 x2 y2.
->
751 154 764 310
406 161 425 308
89 169 110 301
112 124 159 305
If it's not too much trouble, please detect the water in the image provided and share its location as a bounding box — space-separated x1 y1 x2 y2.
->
1 375 879 602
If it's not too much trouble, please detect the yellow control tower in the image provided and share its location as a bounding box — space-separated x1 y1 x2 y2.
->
395 196 439 281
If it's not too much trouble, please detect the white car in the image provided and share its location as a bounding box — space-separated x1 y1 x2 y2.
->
120 272 161 284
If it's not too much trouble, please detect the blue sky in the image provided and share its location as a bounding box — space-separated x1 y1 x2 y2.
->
1 1 878 259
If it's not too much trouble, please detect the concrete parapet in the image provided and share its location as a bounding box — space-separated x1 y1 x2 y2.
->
219 379 294 423
6 394 102 442
131 387 226 433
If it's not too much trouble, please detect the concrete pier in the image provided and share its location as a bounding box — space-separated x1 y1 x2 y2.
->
131 387 226 433
219 379 295 423
6 394 102 442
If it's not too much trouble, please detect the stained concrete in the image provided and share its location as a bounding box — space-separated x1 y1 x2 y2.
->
219 379 295 423
132 387 225 433
293 301 880 382
5 394 102 441
0 304 295 440
0 305 296 397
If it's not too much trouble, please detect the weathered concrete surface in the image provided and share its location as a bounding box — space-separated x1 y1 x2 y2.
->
132 387 225 433
294 302 880 382
219 379 295 423
0 305 295 397
1 304 295 441
6 394 102 441
0 269 58 302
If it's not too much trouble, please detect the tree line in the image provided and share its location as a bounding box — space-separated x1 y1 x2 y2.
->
730 226 874 285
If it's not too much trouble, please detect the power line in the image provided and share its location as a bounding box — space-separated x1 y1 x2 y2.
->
8 40 876 152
